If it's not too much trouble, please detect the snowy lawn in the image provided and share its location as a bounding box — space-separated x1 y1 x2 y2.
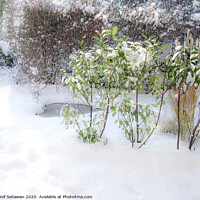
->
0 67 200 200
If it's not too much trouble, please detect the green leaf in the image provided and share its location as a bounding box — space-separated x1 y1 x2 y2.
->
73 93 77 98
92 36 99 40
169 94 173 99
110 106 116 112
142 35 148 39
141 114 147 124
104 138 108 145
112 112 116 117
150 35 155 39
152 104 157 108
125 121 129 126
162 44 168 50
146 126 151 134
78 40 84 47
155 76 159 81
147 111 151 118
112 26 118 36
191 57 197 61
71 61 77 66
192 51 198 54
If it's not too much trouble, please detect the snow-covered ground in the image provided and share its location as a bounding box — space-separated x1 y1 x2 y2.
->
0 67 200 200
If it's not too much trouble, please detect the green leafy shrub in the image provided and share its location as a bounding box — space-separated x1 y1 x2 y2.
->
112 36 165 148
61 27 128 143
61 27 171 148
61 26 177 148
169 30 200 149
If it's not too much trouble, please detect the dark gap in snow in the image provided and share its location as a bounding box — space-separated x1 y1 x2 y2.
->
39 103 101 118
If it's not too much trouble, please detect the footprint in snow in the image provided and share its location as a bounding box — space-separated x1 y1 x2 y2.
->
26 150 40 162
0 159 28 171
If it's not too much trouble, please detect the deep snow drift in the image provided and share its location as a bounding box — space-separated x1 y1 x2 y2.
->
0 67 200 200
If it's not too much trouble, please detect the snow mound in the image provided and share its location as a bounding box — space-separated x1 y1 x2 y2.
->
191 13 200 22
0 41 9 56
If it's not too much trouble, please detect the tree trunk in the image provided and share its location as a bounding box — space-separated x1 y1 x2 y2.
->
136 86 139 143
90 84 93 127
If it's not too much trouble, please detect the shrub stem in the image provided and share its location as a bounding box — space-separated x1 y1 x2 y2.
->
177 88 181 149
90 84 93 127
189 118 200 150
139 91 165 148
136 86 139 143
100 80 111 138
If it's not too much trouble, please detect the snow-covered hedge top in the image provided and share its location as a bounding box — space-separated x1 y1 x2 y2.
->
52 0 112 14
50 0 116 23
193 0 200 10
2 0 200 51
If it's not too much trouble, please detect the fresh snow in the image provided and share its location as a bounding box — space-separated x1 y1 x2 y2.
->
0 41 9 56
193 0 200 10
0 67 200 200
191 13 200 22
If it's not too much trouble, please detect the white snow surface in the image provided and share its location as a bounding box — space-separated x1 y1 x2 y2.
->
193 0 200 10
0 67 200 199
191 13 200 22
0 41 9 56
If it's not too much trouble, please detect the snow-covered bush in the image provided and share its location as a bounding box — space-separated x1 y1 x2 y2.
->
110 0 200 42
113 37 170 148
61 46 101 143
61 27 128 143
61 27 171 147
169 30 200 149
117 39 155 147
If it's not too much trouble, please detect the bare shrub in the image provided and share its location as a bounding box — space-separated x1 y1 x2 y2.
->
16 0 103 84
3 0 200 84
170 86 200 141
